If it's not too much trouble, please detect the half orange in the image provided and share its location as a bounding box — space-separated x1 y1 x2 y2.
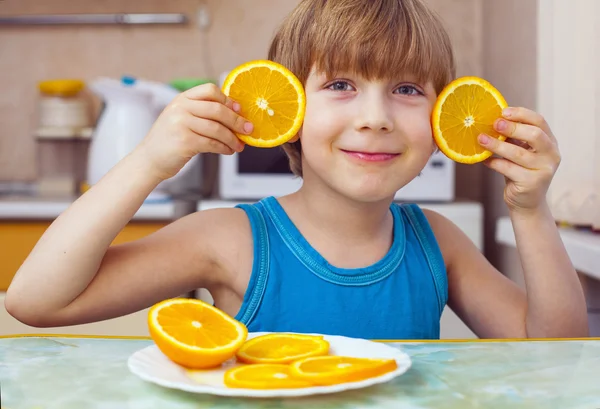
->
148 298 248 369
221 59 306 148
432 76 508 164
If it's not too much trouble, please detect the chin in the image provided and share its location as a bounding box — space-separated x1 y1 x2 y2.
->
333 154 426 201
334 178 403 203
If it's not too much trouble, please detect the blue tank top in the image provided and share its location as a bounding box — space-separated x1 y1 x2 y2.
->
233 196 448 340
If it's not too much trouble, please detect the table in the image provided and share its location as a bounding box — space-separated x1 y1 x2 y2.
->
1 334 600 408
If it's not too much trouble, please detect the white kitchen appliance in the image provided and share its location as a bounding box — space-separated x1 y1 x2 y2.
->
87 76 200 201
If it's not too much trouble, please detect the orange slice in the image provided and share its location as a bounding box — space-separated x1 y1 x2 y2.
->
148 298 248 369
235 333 329 364
221 59 306 148
289 356 398 386
432 76 508 164
224 364 313 389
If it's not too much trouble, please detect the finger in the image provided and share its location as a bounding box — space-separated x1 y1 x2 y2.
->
186 117 244 153
186 100 253 139
182 128 234 155
507 138 530 150
494 119 553 153
199 137 235 155
183 83 242 113
483 157 526 181
478 133 537 169
501 106 553 137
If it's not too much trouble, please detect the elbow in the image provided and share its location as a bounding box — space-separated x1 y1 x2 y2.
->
540 327 590 339
554 312 591 338
525 317 590 339
4 291 21 321
4 292 55 328
565 319 591 338
541 327 590 339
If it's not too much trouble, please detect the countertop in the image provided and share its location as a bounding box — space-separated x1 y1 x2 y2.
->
496 216 600 281
1 334 599 408
0 195 178 221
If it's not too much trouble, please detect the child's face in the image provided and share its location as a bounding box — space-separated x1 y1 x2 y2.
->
299 68 437 202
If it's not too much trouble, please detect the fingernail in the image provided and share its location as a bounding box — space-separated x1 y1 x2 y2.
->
496 119 507 131
478 134 490 145
502 108 512 118
232 102 241 112
244 122 254 134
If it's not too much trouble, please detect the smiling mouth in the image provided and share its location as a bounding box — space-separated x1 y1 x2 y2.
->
341 150 400 162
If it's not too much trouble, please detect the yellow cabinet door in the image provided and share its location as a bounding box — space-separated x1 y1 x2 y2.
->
0 221 167 291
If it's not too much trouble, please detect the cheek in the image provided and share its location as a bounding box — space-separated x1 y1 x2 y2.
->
301 98 343 145
298 114 328 163
402 110 435 149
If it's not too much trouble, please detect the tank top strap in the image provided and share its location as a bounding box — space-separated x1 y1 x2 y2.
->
398 203 448 315
233 202 270 325
259 196 406 285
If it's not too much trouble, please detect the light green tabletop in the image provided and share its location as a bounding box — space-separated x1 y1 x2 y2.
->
1 335 600 409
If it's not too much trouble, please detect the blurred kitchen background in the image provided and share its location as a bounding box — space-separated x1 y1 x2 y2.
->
1 0 599 338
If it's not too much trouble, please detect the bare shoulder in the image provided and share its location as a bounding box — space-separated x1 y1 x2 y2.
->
181 207 251 240
420 207 527 338
197 207 254 278
419 207 477 268
164 207 253 286
103 205 254 294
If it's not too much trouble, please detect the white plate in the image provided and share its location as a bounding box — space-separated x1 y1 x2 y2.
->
127 331 412 398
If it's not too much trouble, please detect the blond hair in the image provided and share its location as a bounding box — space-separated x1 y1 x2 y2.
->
268 0 456 176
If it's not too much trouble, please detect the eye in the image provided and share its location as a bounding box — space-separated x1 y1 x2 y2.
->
394 85 423 96
326 80 355 92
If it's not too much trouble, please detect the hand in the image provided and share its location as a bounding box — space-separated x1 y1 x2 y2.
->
477 107 561 214
136 83 253 181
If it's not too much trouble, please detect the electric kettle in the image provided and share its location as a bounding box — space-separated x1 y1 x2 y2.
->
87 76 199 201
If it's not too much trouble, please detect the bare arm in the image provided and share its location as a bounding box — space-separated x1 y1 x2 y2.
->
5 150 162 325
432 105 589 338
5 83 252 327
467 105 588 337
510 204 588 337
426 207 588 339
4 153 246 327
424 209 528 338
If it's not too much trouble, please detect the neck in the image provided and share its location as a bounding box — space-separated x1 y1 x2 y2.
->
282 176 394 245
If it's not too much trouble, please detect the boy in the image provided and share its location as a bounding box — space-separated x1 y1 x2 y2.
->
5 0 589 339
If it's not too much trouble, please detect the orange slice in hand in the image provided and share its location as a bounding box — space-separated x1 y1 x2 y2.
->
148 298 248 369
432 76 508 164
289 356 398 386
235 333 329 364
221 59 306 148
224 364 313 389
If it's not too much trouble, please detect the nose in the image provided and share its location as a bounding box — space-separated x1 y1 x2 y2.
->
353 90 394 133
